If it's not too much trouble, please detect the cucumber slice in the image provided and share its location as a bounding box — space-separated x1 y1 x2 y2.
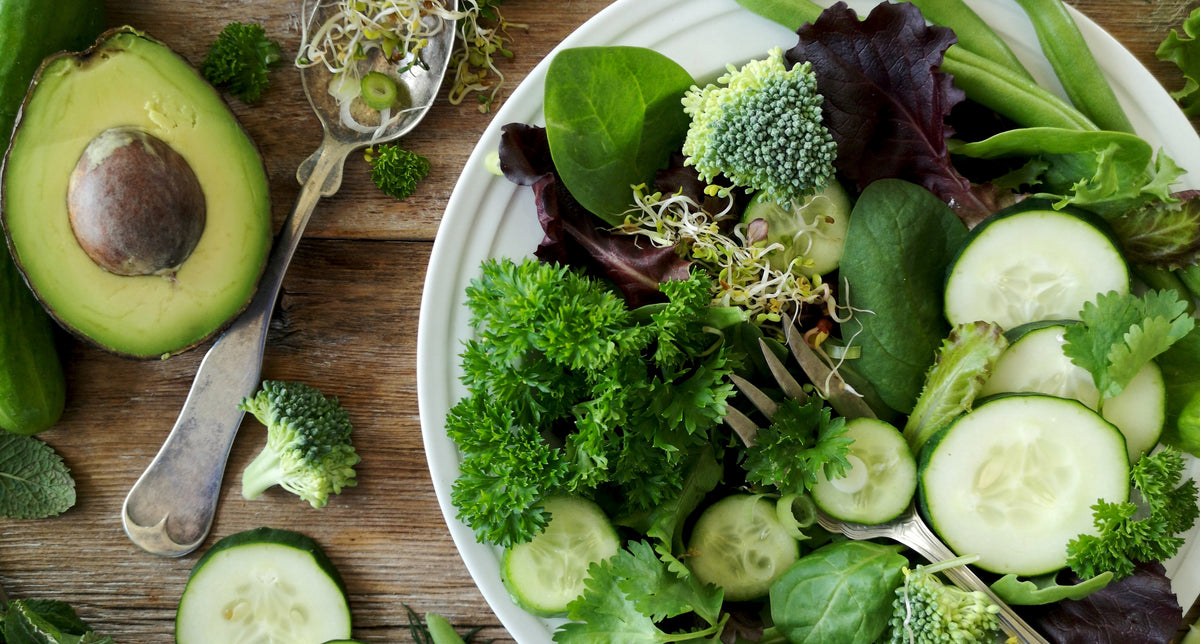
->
944 202 1129 330
741 180 851 277
980 323 1166 461
176 527 351 644
811 417 916 524
501 495 619 617
919 395 1129 576
686 494 800 601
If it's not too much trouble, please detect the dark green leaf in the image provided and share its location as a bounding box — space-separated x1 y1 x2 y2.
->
0 434 74 519
837 179 969 413
544 47 694 224
769 541 907 644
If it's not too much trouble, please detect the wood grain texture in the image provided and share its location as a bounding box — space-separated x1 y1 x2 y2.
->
1 1 1197 643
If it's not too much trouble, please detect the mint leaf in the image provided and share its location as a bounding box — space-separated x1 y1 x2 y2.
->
0 433 75 519
1063 289 1194 399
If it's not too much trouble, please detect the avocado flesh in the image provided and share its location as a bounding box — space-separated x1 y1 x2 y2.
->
2 30 271 358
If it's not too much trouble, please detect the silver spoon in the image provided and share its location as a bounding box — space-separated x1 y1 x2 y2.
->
122 2 460 557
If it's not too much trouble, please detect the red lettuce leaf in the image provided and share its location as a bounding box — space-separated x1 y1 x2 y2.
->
785 1 999 225
498 123 692 307
1022 561 1183 644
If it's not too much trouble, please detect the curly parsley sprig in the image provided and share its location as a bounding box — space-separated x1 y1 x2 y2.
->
1067 447 1200 579
447 258 737 547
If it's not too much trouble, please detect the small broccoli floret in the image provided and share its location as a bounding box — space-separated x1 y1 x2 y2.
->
365 144 432 199
681 46 836 208
239 380 360 508
200 22 283 103
888 556 1002 644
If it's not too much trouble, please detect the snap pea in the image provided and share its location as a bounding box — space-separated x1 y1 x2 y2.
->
902 0 1033 82
1011 0 1136 134
734 0 1097 131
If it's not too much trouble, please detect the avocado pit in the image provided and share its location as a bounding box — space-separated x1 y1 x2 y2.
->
67 126 206 276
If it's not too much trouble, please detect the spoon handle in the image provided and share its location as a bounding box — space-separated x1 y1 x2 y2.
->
122 134 353 557
893 511 1049 644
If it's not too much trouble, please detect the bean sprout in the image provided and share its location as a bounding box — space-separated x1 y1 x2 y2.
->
615 186 843 326
296 0 522 124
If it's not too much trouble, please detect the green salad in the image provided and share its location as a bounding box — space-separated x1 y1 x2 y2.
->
442 0 1200 641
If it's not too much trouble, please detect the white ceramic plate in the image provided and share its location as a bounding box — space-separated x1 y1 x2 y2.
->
417 0 1200 640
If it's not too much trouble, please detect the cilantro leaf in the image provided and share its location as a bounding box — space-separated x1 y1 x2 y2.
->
1067 447 1200 579
556 541 725 643
0 433 75 519
741 397 853 496
1063 289 1195 400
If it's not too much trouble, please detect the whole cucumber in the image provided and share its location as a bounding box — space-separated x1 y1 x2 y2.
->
0 0 106 138
0 0 105 433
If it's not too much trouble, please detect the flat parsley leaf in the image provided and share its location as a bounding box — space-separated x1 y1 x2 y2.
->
556 541 725 643
741 397 853 496
1063 289 1194 400
0 433 75 519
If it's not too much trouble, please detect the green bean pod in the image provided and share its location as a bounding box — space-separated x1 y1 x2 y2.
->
902 0 1034 82
942 46 1097 131
1011 0 1135 134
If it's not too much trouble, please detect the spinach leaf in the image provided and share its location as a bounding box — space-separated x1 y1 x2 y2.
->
544 46 694 225
769 540 906 644
838 179 969 413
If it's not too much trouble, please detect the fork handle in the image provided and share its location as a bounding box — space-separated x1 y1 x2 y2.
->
121 134 354 557
894 513 1050 644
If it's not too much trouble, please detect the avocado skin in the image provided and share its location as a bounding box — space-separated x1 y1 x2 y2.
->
2 27 272 359
0 0 104 433
0 0 106 142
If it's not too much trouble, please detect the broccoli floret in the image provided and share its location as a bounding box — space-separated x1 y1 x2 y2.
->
200 22 283 103
888 556 1002 644
365 144 432 199
681 46 836 207
239 380 360 508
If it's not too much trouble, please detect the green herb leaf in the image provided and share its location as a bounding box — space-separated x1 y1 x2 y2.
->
1156 7 1200 117
557 541 725 643
0 434 75 519
742 397 853 496
1062 289 1195 400
1 599 111 644
1067 447 1200 579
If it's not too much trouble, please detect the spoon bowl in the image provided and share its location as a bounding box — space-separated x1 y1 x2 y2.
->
122 1 459 557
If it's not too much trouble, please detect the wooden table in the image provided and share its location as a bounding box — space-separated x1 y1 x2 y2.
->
1 1 1197 642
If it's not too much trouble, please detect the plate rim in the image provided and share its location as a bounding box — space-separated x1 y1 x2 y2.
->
416 0 1200 639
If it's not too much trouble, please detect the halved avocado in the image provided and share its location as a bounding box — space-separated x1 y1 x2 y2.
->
1 27 271 359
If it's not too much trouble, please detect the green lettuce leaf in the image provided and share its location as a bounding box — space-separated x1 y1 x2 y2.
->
1156 7 1200 117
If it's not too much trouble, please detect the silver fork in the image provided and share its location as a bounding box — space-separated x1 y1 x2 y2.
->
725 319 1049 644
